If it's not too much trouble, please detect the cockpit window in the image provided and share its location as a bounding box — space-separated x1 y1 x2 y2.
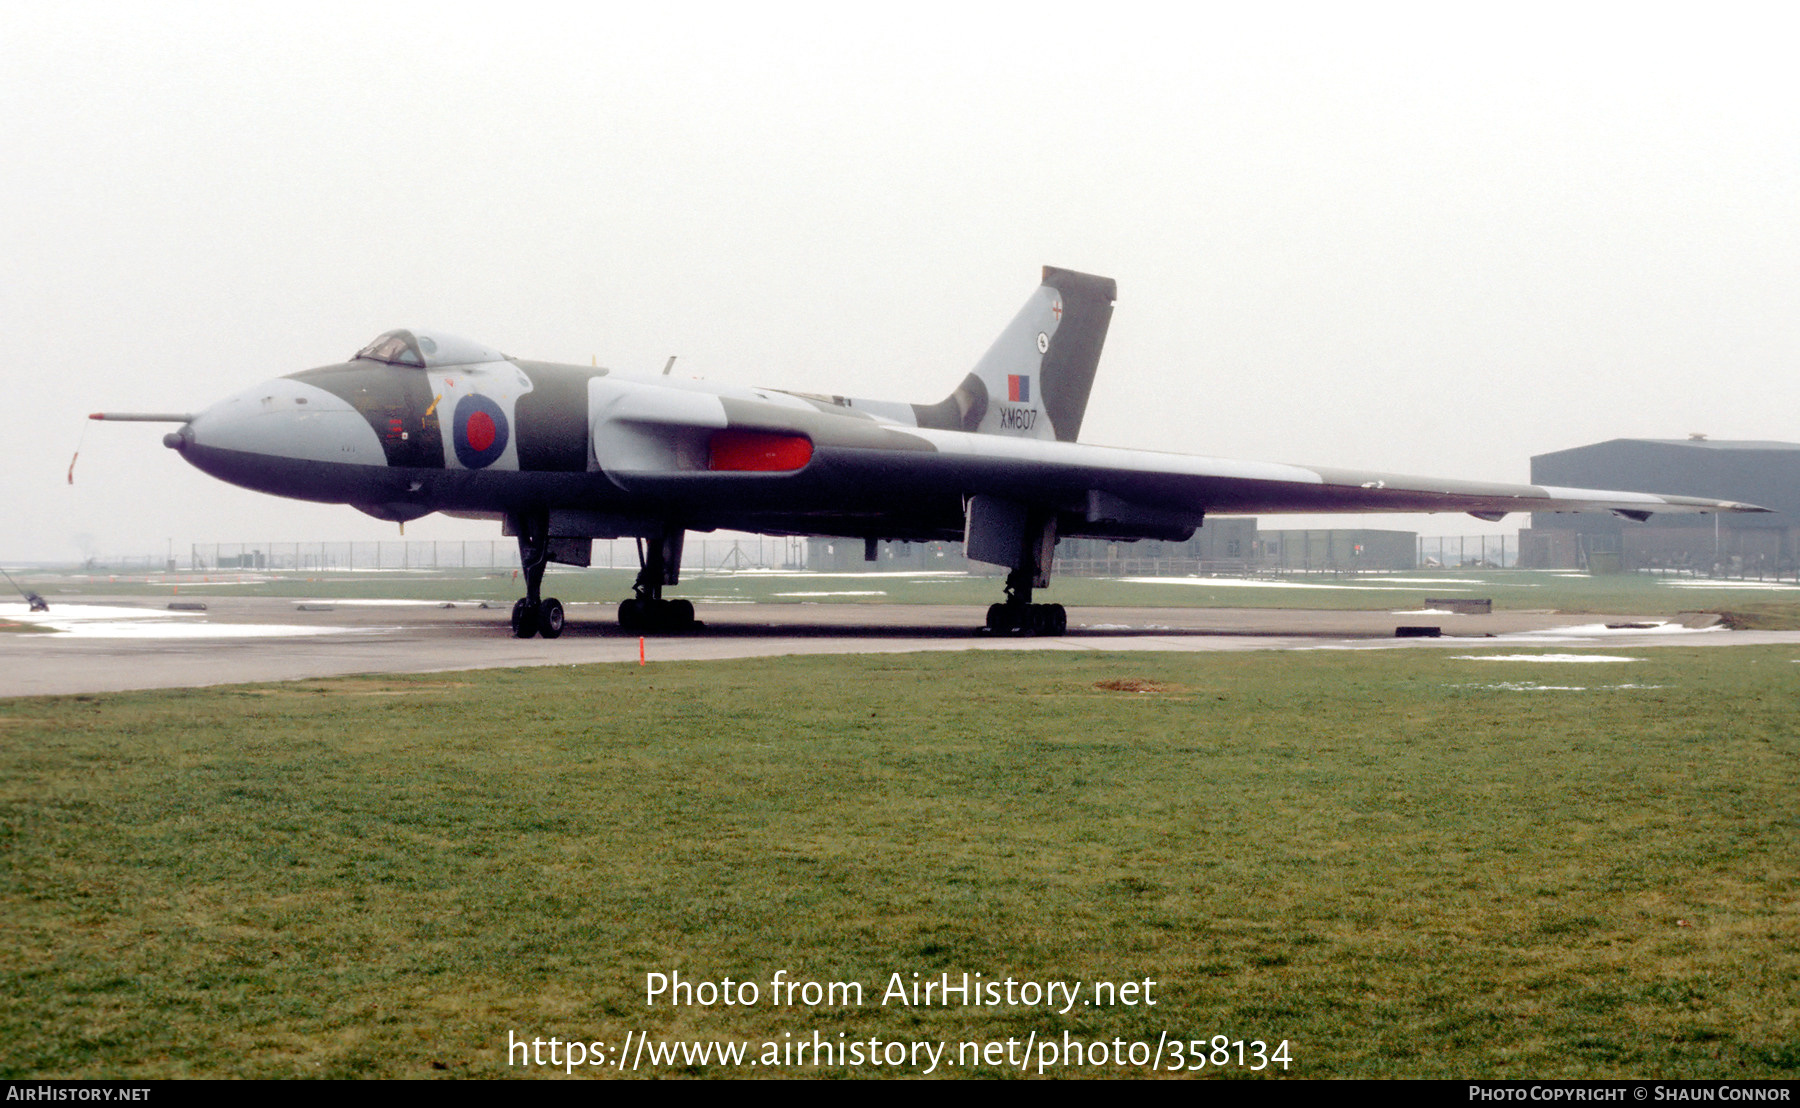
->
351 328 505 368
353 330 425 367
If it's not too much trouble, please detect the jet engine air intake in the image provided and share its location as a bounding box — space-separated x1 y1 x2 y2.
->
707 430 813 472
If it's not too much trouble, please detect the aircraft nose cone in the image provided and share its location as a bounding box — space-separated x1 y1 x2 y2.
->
178 378 390 498
186 378 385 461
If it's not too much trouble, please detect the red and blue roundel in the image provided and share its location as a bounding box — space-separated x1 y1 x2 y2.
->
452 394 510 469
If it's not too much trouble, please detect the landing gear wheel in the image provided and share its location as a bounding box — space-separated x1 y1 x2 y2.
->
984 602 1064 636
538 598 565 639
618 597 697 633
511 598 538 639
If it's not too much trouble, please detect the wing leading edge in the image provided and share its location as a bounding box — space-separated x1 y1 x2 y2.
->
779 428 1767 544
916 430 1764 527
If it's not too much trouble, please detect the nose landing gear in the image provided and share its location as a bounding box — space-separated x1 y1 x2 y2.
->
508 512 564 639
511 595 565 639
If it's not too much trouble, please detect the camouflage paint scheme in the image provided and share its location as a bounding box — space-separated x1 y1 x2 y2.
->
104 267 1766 633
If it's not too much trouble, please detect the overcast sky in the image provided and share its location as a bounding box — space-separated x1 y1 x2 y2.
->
5 3 1796 563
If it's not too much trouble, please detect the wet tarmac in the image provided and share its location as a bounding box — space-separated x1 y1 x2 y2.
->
1 595 1793 698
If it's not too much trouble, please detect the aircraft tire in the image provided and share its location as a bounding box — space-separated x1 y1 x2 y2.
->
986 603 1071 634
539 598 565 639
511 598 538 639
617 599 641 633
670 599 695 629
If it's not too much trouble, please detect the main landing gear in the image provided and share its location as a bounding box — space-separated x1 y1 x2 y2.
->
509 512 564 639
983 563 1067 636
617 596 694 634
963 497 1067 636
616 529 698 634
985 601 1067 635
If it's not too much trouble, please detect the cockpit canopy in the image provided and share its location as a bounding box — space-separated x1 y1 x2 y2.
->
352 329 505 369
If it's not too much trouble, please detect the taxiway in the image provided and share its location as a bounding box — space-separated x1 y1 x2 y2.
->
2 596 1791 698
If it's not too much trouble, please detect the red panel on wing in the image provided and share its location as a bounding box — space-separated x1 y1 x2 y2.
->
708 430 814 472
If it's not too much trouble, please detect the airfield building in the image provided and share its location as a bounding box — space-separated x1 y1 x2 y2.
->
1521 437 1800 573
1055 518 1261 575
1256 528 1418 572
808 538 970 572
808 518 1421 575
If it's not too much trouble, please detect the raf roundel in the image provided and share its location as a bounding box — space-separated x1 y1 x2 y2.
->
452 393 510 469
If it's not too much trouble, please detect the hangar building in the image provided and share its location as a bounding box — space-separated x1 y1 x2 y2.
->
1521 438 1800 573
809 518 1421 574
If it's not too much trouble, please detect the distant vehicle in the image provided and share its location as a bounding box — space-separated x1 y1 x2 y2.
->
95 267 1765 636
1 568 48 612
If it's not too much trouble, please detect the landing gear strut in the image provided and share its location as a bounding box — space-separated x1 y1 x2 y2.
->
617 528 697 634
509 511 564 639
965 497 1067 636
984 563 1067 635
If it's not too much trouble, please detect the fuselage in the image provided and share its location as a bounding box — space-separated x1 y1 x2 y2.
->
166 329 973 540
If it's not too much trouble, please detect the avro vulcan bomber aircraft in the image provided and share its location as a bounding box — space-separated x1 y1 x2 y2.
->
95 268 1765 637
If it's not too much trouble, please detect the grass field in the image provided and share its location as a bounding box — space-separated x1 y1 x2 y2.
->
2 646 1795 1078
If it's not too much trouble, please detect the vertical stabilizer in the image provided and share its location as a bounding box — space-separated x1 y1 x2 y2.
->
911 267 1116 442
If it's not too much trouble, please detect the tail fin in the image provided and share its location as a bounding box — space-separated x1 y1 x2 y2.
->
911 266 1116 442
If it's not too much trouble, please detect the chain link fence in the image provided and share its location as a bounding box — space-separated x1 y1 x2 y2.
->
185 536 809 574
